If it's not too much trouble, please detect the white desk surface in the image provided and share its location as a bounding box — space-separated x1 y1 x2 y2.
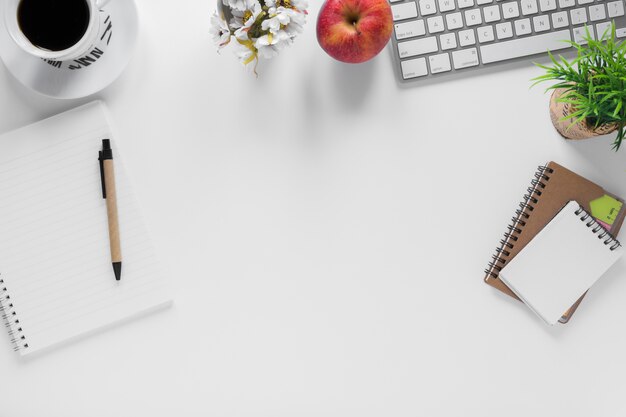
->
1 1 626 416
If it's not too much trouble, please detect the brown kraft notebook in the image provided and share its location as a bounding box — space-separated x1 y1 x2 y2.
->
484 161 626 323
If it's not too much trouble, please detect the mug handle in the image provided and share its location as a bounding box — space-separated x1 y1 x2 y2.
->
96 0 112 8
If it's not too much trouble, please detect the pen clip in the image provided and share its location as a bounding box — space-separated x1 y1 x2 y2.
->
98 151 107 199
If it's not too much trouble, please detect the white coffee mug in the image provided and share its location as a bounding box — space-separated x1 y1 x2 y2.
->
4 0 113 62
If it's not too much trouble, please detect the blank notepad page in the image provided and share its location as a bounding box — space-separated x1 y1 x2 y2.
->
0 102 171 356
499 201 623 325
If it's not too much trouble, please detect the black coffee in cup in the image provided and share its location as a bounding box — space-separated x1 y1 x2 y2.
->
18 0 90 52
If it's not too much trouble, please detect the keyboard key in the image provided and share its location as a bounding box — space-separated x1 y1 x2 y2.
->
478 25 496 42
438 0 456 11
480 29 572 63
617 27 626 37
533 14 551 32
608 0 625 17
551 11 569 28
539 0 556 11
484 5 502 22
446 12 464 29
439 32 458 49
429 53 452 73
521 0 539 15
502 2 521 18
477 0 493 4
465 9 483 26
459 28 477 45
398 36 439 58
573 25 595 43
589 5 606 21
390 0 404 3
577 0 593 4
457 0 475 8
496 21 514 38
427 16 445 32
392 2 418 21
570 8 588 24
452 48 479 68
596 21 612 38
419 0 438 16
401 57 429 79
558 0 575 8
514 18 532 35
395 20 426 40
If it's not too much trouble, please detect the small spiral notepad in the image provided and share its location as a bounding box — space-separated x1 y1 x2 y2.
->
0 102 171 356
499 201 623 325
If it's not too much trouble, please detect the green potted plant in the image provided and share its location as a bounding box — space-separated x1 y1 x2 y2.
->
532 25 626 150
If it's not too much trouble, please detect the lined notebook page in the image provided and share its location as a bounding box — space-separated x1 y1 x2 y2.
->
0 102 171 356
499 201 623 325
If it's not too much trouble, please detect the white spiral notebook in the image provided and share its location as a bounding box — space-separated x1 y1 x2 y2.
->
0 102 172 356
499 201 623 325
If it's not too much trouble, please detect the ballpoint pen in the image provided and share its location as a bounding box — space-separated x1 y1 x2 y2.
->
98 139 122 281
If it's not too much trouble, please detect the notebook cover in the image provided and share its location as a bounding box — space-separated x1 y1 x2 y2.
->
484 161 626 323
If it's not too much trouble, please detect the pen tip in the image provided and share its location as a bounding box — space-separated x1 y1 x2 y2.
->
113 262 122 281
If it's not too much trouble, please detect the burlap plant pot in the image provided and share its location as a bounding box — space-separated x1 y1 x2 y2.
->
549 87 619 140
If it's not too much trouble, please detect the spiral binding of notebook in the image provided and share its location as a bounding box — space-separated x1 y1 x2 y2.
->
485 165 554 281
0 275 28 352
574 205 622 251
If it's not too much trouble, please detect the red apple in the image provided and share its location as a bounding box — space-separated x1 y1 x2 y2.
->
317 0 393 64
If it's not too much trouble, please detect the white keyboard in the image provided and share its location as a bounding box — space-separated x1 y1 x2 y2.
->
390 0 626 81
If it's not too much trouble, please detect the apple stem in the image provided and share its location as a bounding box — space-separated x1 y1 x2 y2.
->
353 21 361 35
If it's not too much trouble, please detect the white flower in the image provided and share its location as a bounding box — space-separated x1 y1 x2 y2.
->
209 11 231 49
262 6 306 38
261 7 291 34
230 0 262 39
281 7 306 36
265 0 308 12
235 43 255 61
213 0 308 73
254 30 292 59
234 40 258 65
289 0 309 11
223 0 256 12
